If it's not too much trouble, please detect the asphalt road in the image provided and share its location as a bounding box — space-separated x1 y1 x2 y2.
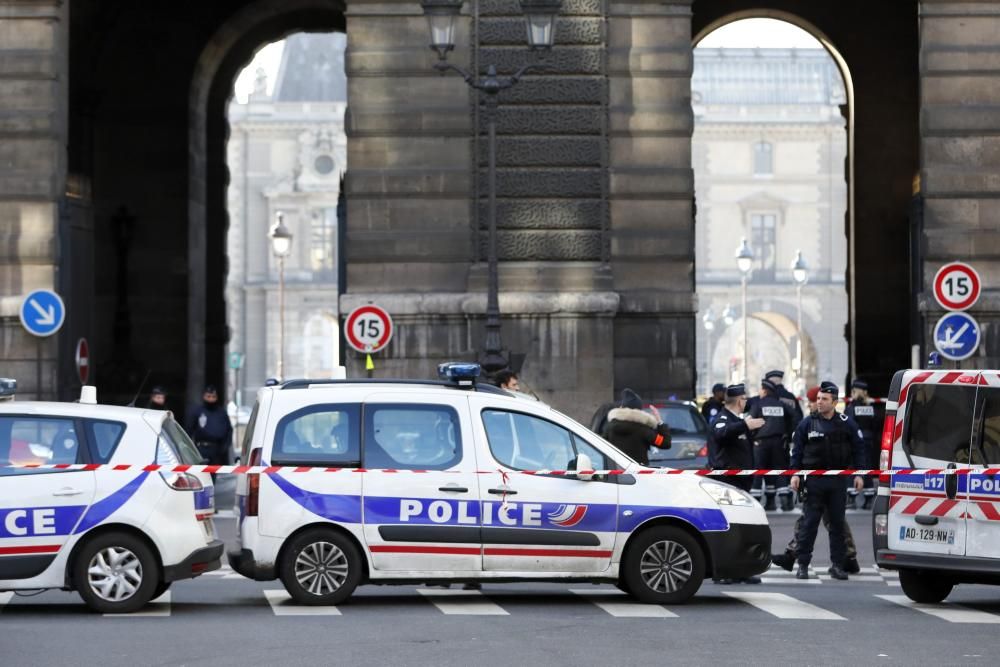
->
2 508 998 666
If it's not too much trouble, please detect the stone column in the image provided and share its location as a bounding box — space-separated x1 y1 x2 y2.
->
920 0 1000 367
607 0 695 397
0 0 67 399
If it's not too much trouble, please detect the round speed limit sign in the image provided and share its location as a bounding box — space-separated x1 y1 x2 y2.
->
933 262 981 311
344 304 394 353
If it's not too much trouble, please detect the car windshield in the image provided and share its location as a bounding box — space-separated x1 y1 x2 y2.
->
655 405 707 436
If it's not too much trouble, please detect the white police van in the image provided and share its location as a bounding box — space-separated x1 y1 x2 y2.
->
874 369 1000 603
229 364 771 605
0 381 223 613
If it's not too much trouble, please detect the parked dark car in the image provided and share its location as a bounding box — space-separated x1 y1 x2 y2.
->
589 400 710 470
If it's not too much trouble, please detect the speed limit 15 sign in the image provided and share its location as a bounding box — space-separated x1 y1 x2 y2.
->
344 304 394 353
933 262 981 311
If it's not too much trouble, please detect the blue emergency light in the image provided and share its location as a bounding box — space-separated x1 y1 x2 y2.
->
0 378 16 399
437 362 481 386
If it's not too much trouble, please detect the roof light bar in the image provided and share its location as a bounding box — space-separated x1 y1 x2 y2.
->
437 362 481 386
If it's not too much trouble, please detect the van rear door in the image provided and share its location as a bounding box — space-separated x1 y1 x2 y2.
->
888 371 979 557
966 372 1000 559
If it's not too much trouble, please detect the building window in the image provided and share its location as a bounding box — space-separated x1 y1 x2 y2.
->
310 208 336 275
314 154 335 175
753 141 773 176
750 213 777 281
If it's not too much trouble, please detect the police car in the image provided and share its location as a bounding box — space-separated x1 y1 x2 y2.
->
229 363 771 605
0 381 223 613
874 369 1000 603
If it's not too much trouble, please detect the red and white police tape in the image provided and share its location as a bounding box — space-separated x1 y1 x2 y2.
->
2 463 999 476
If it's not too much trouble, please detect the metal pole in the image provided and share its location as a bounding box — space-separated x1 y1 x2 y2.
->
796 283 803 383
481 92 505 374
36 338 42 400
742 275 749 383
705 328 712 396
278 256 285 381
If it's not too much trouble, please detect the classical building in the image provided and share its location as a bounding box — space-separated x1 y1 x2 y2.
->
693 47 848 395
226 33 347 401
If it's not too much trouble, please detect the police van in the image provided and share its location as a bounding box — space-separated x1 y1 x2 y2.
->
229 364 771 605
874 369 1000 603
0 381 223 613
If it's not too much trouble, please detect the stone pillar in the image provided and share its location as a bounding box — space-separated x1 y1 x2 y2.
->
920 0 1000 367
607 0 695 397
0 0 67 399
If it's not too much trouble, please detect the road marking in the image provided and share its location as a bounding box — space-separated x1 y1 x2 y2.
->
0 592 12 612
759 577 823 585
876 595 1000 623
569 589 678 618
104 591 171 617
264 590 341 616
724 592 846 620
818 575 885 583
416 588 509 615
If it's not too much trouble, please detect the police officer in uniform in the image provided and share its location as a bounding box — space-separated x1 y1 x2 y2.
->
845 379 881 510
765 369 804 424
748 377 796 511
701 383 725 424
789 382 866 580
185 384 233 468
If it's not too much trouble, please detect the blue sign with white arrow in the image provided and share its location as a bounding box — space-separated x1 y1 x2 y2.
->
19 289 65 337
933 311 980 361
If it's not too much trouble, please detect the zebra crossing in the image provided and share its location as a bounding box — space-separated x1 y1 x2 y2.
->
760 563 900 585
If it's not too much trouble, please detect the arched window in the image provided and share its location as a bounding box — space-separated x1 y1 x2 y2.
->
753 141 773 176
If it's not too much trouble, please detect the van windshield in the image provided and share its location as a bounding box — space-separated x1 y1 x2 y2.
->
977 387 1000 465
904 384 976 465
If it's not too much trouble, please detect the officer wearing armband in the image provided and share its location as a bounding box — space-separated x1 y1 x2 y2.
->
789 381 866 580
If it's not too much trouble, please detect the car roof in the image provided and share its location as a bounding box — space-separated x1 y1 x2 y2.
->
0 401 160 421
263 381 547 407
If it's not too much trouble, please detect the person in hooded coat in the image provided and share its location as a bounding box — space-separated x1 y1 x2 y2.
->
602 389 671 465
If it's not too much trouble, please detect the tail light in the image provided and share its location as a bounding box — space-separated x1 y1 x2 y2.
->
247 447 261 517
159 471 203 491
697 444 708 458
879 413 896 483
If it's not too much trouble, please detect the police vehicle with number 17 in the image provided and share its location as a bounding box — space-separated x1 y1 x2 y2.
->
229 363 771 605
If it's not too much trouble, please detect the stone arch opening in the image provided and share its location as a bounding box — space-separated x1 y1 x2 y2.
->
187 0 345 400
692 14 852 396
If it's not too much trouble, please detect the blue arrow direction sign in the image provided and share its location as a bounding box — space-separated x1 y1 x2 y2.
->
933 311 980 362
19 289 66 337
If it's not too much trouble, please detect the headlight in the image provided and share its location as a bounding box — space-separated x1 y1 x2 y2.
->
700 480 755 507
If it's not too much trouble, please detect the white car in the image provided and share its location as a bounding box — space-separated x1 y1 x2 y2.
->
0 383 223 613
229 363 771 605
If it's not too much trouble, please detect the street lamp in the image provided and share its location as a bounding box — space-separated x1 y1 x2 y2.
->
735 238 754 382
269 212 293 380
791 249 809 382
421 0 563 376
702 308 715 396
722 303 735 326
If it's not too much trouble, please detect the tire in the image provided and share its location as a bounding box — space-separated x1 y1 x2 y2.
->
73 532 159 614
279 529 363 605
623 526 706 604
899 569 953 604
152 580 171 600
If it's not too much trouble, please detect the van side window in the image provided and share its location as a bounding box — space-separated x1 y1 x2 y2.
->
363 404 461 470
0 416 83 476
482 409 614 471
904 384 976 463
977 388 1000 465
273 404 361 467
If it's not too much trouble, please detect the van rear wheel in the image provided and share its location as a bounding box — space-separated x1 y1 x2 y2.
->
899 569 953 604
623 526 705 604
280 529 362 605
73 532 159 614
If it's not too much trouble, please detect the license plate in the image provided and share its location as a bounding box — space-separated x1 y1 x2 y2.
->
899 525 955 545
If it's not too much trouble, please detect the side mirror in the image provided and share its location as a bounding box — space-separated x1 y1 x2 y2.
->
575 452 594 481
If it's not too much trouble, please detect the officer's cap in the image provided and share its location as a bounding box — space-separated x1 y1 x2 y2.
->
150 386 166 396
711 383 725 393
726 383 746 398
818 381 839 398
619 388 643 410
765 369 785 381
761 378 778 393
851 379 869 391
203 384 218 394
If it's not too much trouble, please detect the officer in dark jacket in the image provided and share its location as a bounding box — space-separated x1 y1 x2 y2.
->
701 383 725 424
789 381 866 580
845 379 881 510
603 389 670 466
707 384 765 493
185 384 233 466
748 378 797 511
765 369 804 424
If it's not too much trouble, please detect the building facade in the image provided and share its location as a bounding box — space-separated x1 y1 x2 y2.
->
693 47 849 395
226 33 347 401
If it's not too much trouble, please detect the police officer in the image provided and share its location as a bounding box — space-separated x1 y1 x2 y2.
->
701 383 725 424
764 369 804 424
845 379 881 510
603 388 671 465
789 381 866 580
748 377 796 511
185 384 233 467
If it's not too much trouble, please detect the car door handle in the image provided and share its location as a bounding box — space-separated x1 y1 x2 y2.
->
52 487 83 497
488 487 517 495
438 485 469 493
915 515 939 526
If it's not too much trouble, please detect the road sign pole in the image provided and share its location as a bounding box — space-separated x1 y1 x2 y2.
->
36 338 42 401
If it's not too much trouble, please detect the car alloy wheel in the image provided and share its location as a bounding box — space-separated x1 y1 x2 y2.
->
294 540 349 597
88 546 144 602
639 539 694 594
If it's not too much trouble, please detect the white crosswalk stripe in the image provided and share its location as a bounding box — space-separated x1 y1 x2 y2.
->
724 592 846 620
264 590 341 616
0 591 12 612
103 591 171 618
201 565 245 580
570 589 678 618
876 595 1000 624
416 588 509 615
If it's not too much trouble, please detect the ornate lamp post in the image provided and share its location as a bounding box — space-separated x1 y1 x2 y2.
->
269 212 293 380
702 308 715 396
420 0 563 375
791 249 809 382
735 238 754 382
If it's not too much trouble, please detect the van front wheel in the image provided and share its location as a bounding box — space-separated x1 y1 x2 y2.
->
280 529 362 605
623 526 705 604
899 569 953 604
